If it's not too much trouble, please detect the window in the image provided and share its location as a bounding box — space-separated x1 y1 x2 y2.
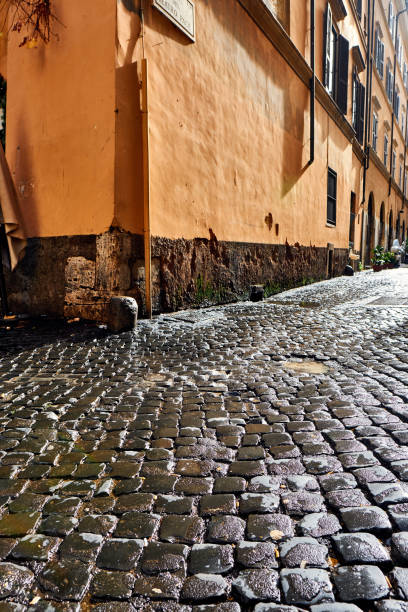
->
324 3 349 114
384 133 389 166
402 110 405 138
399 163 403 187
372 112 378 151
349 192 356 248
374 28 385 78
396 34 402 66
388 2 394 38
405 170 407 195
327 168 337 225
352 69 365 144
355 0 362 20
404 63 408 89
395 90 400 121
386 63 393 101
392 148 396 178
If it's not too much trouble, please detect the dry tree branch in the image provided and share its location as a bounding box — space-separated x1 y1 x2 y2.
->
0 0 60 47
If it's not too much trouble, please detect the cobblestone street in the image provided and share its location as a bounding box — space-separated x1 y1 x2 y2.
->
1 269 408 611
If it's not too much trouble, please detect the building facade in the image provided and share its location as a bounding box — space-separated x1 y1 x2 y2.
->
2 0 408 320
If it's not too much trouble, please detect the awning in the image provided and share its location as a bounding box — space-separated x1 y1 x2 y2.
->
0 142 26 270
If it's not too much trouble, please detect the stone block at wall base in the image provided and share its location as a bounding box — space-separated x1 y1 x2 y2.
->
107 296 138 333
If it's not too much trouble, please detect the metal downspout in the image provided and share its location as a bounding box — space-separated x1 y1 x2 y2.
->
403 98 408 203
309 0 315 165
389 8 407 194
141 58 152 319
140 0 152 319
362 0 374 206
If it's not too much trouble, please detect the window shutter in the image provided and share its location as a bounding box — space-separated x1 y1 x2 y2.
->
324 4 333 89
356 0 362 20
336 34 349 114
389 2 394 34
374 29 378 63
357 83 365 144
379 41 384 78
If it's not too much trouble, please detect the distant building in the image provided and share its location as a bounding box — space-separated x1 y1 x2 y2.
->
2 0 408 320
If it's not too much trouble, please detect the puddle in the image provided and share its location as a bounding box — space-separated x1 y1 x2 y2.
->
367 297 408 306
144 373 170 382
267 301 319 308
282 360 329 374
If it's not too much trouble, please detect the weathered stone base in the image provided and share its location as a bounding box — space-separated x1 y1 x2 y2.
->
5 229 348 321
5 230 143 321
151 236 348 313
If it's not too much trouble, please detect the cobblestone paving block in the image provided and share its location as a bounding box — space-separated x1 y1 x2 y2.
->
375 601 408 611
280 568 334 605
297 513 341 537
236 541 278 569
189 543 234 574
253 605 302 612
232 569 280 602
142 542 189 574
96 538 144 570
334 565 390 601
38 559 92 601
11 533 60 561
133 573 183 600
90 569 135 599
207 515 245 543
389 504 408 530
279 537 328 568
181 574 229 601
332 532 391 564
391 567 408 600
392 532 408 563
0 562 34 599
310 605 363 611
247 513 294 541
340 506 392 534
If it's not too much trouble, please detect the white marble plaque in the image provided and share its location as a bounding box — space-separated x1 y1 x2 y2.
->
152 0 195 41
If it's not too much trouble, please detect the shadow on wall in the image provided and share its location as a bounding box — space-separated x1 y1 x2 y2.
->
115 0 144 233
117 0 140 64
145 0 311 201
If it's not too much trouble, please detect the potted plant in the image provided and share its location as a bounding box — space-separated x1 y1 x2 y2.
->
383 251 398 268
371 245 385 271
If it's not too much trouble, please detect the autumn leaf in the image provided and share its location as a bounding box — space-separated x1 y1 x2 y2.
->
270 529 284 540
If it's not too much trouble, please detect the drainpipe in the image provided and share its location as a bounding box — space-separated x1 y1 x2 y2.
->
309 0 315 166
139 0 152 318
403 98 408 202
0 225 8 317
389 5 408 195
141 58 152 319
362 0 374 205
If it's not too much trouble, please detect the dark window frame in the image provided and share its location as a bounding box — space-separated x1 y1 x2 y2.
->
327 168 337 226
374 28 384 78
386 63 393 101
384 133 389 166
372 112 378 151
323 3 349 115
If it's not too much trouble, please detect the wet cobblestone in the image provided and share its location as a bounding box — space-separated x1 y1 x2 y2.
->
0 269 408 608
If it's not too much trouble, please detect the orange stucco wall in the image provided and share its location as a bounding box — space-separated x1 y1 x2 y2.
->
5 0 116 238
3 0 407 255
139 0 362 249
